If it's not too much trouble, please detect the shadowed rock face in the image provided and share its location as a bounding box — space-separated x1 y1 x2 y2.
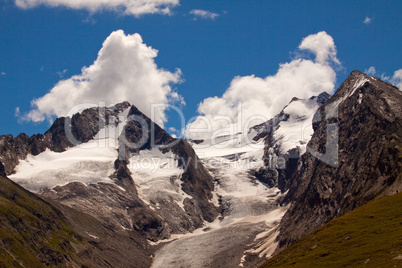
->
117 104 219 233
276 70 402 251
172 139 219 222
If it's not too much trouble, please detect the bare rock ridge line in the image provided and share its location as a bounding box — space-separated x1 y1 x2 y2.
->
0 101 132 175
276 70 402 251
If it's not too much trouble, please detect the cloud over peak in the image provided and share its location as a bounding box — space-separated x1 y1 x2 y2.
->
186 31 340 139
14 0 180 16
24 30 182 127
365 66 376 76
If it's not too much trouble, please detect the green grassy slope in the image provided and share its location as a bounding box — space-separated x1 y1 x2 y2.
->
260 193 402 268
0 166 90 267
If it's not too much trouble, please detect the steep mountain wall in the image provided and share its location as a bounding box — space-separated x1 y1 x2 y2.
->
277 71 402 250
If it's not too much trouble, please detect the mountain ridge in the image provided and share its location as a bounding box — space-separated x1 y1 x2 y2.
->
4 101 219 242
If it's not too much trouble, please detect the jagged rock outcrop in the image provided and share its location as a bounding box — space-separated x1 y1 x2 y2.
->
118 105 175 159
276 70 402 251
115 104 218 235
172 139 218 222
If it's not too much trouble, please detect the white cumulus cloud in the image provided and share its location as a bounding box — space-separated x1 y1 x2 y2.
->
23 30 182 127
15 107 20 117
189 9 219 20
14 0 180 16
299 31 340 65
186 31 340 140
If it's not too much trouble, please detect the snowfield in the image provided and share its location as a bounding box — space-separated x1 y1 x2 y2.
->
274 97 320 155
9 144 117 193
9 107 132 193
128 147 190 210
151 131 285 267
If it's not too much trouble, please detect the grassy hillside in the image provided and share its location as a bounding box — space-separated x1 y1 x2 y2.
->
260 192 402 268
0 165 92 267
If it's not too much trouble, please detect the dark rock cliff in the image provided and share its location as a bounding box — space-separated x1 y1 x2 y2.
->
116 104 219 233
276 70 402 251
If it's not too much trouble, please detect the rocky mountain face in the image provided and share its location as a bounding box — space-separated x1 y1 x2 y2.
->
252 92 330 191
119 105 218 224
276 70 402 251
3 101 218 243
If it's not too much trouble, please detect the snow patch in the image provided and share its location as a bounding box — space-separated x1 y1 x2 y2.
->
327 77 369 117
9 107 132 193
128 148 190 210
9 144 117 193
85 232 99 240
92 106 130 149
273 98 321 155
252 229 280 258
349 77 369 98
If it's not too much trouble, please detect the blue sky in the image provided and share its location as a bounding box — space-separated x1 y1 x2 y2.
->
0 0 401 137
